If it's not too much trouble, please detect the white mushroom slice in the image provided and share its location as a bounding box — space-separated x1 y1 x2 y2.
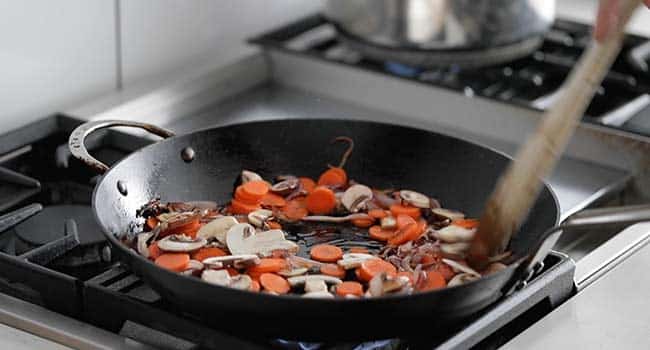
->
368 273 385 297
241 170 263 183
483 262 508 275
341 184 373 213
201 260 224 269
229 274 253 290
197 216 239 244
137 232 154 258
201 269 231 286
305 279 328 293
157 235 207 252
287 275 342 287
270 177 299 195
440 242 471 256
434 225 476 243
248 209 273 228
301 213 371 223
337 253 375 270
399 190 430 208
202 254 260 269
302 291 334 298
431 208 465 221
277 267 308 277
380 216 397 230
227 224 298 256
442 258 481 277
368 273 410 297
447 273 480 287
181 260 205 276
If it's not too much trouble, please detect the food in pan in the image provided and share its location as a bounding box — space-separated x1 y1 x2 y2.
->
130 137 510 298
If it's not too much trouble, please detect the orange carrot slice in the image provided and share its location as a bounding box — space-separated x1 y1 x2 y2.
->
305 186 337 215
155 253 190 272
357 258 397 282
191 247 227 262
336 281 363 297
317 168 347 187
368 225 397 241
310 244 343 263
390 204 421 219
259 273 291 294
320 263 346 279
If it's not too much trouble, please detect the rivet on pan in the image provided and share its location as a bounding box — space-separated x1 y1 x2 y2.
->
117 180 128 196
181 147 195 163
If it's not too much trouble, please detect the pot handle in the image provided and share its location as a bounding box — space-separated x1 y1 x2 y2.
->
68 119 175 174
505 204 650 294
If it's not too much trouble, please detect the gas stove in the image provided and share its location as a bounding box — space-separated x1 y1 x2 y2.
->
2 14 650 350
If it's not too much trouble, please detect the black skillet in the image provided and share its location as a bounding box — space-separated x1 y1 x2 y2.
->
68 118 643 341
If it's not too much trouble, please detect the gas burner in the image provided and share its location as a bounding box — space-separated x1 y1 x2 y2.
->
13 205 109 268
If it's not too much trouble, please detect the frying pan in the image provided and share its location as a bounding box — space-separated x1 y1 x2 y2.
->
68 118 650 340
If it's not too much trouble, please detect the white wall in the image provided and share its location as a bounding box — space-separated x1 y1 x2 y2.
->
0 0 116 132
0 0 324 132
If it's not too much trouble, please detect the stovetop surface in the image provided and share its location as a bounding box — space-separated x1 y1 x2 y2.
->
0 115 577 349
251 15 650 137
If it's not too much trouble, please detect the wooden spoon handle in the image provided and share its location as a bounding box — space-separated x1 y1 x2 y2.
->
468 0 643 267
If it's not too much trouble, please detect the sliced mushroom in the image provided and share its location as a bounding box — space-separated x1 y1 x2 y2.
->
304 279 328 293
337 253 375 269
277 267 308 277
287 275 342 287
431 208 465 221
442 258 481 277
157 235 207 252
302 291 334 298
201 269 231 286
440 242 471 257
196 216 239 244
301 213 371 223
229 274 253 290
483 262 508 275
434 225 476 243
399 190 430 209
341 184 373 213
270 177 300 196
241 170 263 183
202 254 260 269
248 209 273 228
136 232 154 258
367 273 411 297
181 259 204 276
226 224 298 256
380 216 397 230
447 273 480 287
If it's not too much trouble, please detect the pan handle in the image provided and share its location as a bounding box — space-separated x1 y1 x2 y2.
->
68 119 175 174
506 204 650 294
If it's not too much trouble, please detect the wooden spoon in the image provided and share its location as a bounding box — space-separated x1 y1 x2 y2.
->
467 0 643 269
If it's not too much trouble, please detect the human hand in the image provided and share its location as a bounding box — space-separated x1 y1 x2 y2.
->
594 0 650 41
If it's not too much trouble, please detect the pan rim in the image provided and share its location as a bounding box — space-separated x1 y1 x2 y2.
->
90 117 560 302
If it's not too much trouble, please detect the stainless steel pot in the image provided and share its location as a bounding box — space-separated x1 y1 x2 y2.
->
325 0 556 67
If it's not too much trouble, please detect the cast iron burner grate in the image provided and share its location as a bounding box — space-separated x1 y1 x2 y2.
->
83 253 574 350
250 15 650 137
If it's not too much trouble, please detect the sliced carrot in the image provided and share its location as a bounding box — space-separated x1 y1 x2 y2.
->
250 280 261 292
247 270 262 282
453 218 480 229
148 242 162 260
227 267 239 276
191 247 227 262
261 193 287 207
317 167 347 187
397 271 415 285
390 204 422 219
387 223 420 246
357 258 397 282
368 209 389 219
160 218 201 238
349 246 369 254
420 254 438 265
320 263 346 279
146 217 159 230
235 186 261 204
351 217 375 228
396 214 416 230
299 177 317 193
248 258 288 273
368 225 397 241
310 244 343 263
305 186 337 215
336 281 363 297
418 271 447 291
155 253 190 272
417 218 428 235
432 263 455 282
267 221 282 230
354 267 363 281
230 198 261 214
240 180 269 201
282 198 309 220
259 273 291 294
